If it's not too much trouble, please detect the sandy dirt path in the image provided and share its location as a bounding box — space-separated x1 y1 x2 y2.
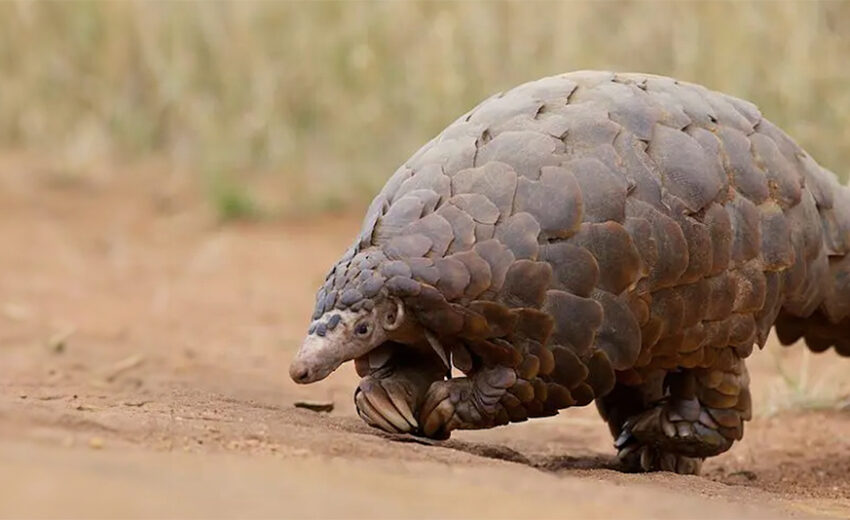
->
2 164 850 519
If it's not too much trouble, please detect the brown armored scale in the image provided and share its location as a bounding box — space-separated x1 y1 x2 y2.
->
289 71 850 475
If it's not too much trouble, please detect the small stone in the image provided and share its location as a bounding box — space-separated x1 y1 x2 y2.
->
47 328 75 354
122 400 149 407
294 400 334 413
89 437 104 449
728 470 757 481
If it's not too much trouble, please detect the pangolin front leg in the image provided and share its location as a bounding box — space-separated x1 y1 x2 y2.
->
419 365 518 439
354 351 445 434
611 350 751 474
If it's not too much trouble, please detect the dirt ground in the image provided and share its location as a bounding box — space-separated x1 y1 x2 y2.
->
2 160 850 519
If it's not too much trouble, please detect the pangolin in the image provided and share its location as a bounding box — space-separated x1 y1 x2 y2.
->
289 71 850 475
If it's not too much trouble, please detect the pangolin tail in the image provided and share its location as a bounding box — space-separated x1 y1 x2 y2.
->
775 307 850 356
774 178 850 356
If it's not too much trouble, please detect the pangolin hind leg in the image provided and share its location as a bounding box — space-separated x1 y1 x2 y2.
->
605 349 751 474
596 370 666 439
596 371 704 474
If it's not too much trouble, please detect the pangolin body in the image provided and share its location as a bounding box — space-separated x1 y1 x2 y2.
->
294 71 850 474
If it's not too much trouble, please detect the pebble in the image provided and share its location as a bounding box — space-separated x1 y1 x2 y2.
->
294 400 335 413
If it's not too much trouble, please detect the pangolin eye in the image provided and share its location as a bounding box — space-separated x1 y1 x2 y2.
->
355 322 371 336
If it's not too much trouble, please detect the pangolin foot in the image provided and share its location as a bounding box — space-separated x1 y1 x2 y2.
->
614 398 733 474
355 374 419 434
616 438 704 475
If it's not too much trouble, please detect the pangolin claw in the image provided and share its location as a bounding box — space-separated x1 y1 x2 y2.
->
618 443 703 475
616 419 703 475
421 395 455 440
355 388 399 432
355 376 418 433
419 379 462 439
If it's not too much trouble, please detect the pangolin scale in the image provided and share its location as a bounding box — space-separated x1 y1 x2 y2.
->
290 71 850 475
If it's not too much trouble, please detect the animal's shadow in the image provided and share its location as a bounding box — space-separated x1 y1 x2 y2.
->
337 414 619 472
380 432 620 473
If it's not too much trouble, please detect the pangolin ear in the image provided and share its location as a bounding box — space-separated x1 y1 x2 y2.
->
382 298 405 331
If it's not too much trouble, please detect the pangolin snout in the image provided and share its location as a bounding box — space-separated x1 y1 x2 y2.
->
289 354 336 384
289 333 344 384
289 361 311 384
288 349 330 384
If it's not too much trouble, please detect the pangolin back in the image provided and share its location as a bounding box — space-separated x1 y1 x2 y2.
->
312 71 850 413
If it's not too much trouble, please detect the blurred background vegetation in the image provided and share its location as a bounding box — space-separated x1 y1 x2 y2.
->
1 1 848 218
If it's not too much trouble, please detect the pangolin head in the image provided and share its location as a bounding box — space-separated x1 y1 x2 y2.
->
289 247 424 384
289 295 407 384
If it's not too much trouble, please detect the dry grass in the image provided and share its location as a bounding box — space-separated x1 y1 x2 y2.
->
1 1 848 216
762 347 849 416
